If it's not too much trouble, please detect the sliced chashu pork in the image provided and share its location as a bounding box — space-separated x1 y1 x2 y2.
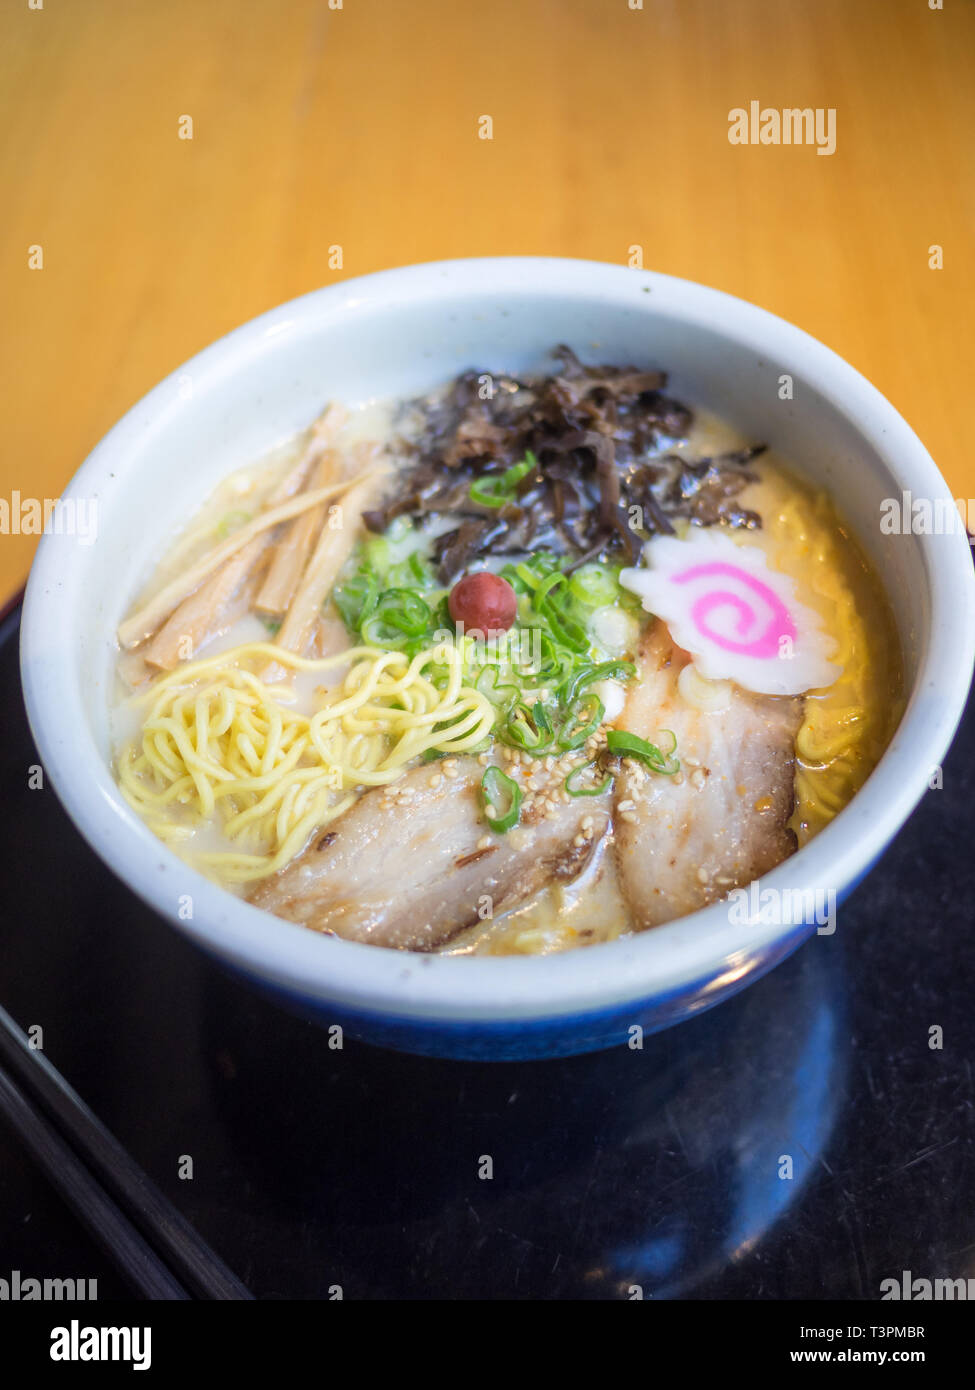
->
250 758 610 950
614 621 802 929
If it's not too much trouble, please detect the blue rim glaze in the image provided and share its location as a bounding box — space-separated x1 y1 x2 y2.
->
213 867 875 1060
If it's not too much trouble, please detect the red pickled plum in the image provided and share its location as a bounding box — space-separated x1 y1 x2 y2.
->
448 572 517 638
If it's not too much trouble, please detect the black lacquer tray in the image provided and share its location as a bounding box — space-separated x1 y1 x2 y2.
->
1 597 973 1300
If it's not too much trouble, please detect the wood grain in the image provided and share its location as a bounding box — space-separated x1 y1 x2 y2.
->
1 0 972 595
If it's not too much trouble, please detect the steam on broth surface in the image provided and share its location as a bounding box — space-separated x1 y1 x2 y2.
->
114 349 902 955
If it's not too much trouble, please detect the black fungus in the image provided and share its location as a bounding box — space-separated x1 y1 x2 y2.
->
373 347 765 578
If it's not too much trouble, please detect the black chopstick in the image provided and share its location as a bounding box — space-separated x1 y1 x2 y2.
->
0 1004 252 1300
0 1064 189 1299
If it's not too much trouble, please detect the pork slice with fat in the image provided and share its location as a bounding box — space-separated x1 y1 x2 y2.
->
614 622 802 929
250 759 610 950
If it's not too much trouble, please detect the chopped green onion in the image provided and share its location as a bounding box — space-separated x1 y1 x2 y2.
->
332 570 380 629
501 703 553 753
533 569 566 605
468 479 504 508
606 728 680 775
469 452 537 508
510 560 542 591
532 701 553 737
557 693 605 750
564 760 614 797
480 766 522 833
408 551 430 583
531 631 573 684
474 666 519 707
559 659 635 710
363 534 394 572
360 589 432 648
569 563 619 607
534 577 589 652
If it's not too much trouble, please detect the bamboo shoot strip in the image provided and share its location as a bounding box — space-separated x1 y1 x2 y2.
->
142 534 272 670
268 402 347 504
263 470 388 679
255 450 341 616
118 475 374 650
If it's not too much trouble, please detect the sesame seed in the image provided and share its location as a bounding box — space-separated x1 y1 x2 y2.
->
619 810 637 824
477 835 493 850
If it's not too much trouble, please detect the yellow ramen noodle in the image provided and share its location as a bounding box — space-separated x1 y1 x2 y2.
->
117 641 496 883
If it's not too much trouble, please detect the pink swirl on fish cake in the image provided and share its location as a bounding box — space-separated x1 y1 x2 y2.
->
671 562 797 659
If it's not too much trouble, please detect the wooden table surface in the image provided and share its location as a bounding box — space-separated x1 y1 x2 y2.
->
2 0 972 597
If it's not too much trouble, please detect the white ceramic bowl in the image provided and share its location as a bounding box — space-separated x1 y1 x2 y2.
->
20 258 975 1059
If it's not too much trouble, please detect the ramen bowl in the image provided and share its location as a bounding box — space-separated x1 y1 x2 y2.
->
20 258 975 1059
